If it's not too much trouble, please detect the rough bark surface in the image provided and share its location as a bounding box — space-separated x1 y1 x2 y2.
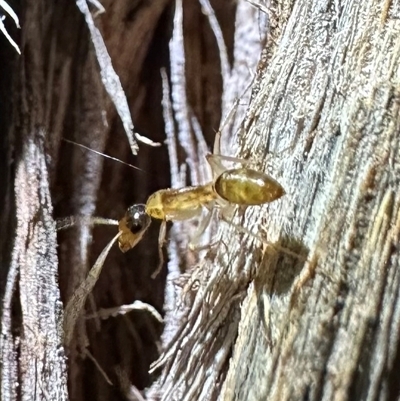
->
1 134 68 401
152 1 400 401
1 0 400 401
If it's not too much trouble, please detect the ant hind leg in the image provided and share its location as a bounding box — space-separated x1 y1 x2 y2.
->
188 207 214 250
206 152 258 181
218 209 304 261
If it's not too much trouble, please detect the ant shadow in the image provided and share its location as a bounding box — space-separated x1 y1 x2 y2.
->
253 235 311 345
257 235 310 296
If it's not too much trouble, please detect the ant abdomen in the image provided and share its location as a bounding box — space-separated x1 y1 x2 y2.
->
214 167 285 205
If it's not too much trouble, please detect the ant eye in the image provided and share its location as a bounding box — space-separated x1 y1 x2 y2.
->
125 204 151 233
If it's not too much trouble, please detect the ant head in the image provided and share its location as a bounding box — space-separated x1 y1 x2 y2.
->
125 204 151 234
118 204 151 252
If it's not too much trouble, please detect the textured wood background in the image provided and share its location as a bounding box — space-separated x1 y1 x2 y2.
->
1 0 400 400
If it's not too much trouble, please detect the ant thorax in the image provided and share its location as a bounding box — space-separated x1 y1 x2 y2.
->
145 184 216 222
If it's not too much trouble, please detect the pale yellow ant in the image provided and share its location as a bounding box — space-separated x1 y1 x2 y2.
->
130 132 286 277
61 132 286 342
62 130 286 282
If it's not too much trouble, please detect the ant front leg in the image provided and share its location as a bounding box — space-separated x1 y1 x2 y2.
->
151 220 167 279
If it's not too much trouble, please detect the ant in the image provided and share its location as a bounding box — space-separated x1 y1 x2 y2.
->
125 131 286 277
61 128 286 343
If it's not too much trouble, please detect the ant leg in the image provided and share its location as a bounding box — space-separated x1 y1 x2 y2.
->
207 152 254 168
206 151 227 178
207 135 254 178
213 78 254 156
206 96 242 178
218 211 304 260
188 207 214 250
218 199 237 221
206 150 261 181
151 220 167 279
208 79 258 177
213 131 223 156
202 130 226 178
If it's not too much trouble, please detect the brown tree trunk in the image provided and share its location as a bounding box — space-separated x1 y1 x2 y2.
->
1 0 400 401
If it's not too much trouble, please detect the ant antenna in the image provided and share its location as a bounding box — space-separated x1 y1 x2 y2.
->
63 138 144 172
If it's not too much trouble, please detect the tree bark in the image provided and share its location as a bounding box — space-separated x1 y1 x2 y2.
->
152 1 400 401
2 0 400 400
